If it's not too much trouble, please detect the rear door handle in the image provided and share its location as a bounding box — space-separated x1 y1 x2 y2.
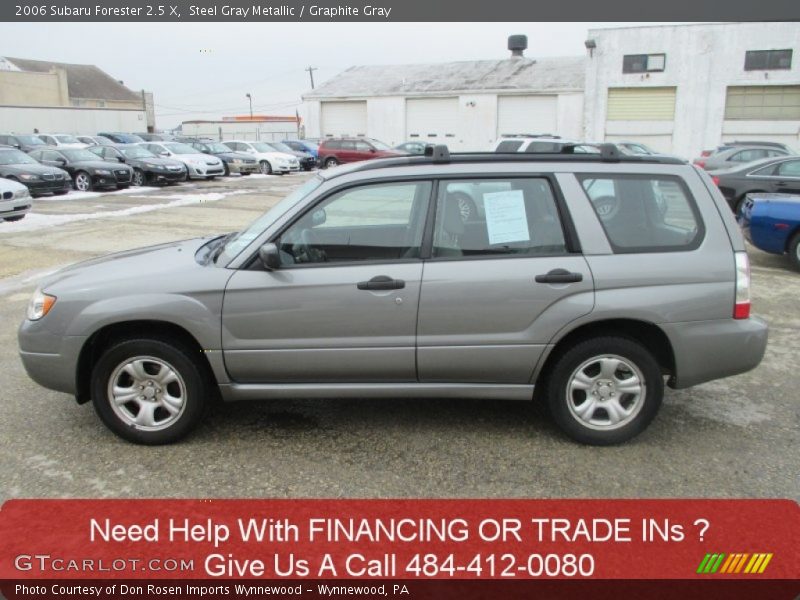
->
535 269 583 284
357 275 405 290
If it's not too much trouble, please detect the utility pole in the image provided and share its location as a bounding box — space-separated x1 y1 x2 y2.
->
245 93 253 119
305 66 317 89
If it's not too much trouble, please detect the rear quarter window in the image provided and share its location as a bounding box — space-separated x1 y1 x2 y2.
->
578 174 704 253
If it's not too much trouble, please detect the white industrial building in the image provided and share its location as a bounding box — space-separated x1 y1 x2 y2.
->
302 23 800 157
302 47 585 150
584 22 800 158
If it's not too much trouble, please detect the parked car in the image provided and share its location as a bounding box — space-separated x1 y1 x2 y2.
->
318 137 402 168
77 135 114 147
0 146 71 196
395 142 430 155
693 145 791 170
189 141 259 176
739 192 800 271
699 140 795 158
283 139 319 158
615 141 659 156
0 177 32 222
138 142 225 180
262 141 316 171
222 140 299 175
18 144 767 446
492 135 601 154
98 132 145 144
709 156 800 214
88 144 187 187
28 147 133 191
0 133 49 153
136 133 176 142
37 134 88 149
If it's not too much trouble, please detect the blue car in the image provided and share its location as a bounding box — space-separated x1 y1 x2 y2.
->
283 139 319 158
739 192 800 271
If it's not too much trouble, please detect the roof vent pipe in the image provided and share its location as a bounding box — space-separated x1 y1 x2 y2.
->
508 35 527 58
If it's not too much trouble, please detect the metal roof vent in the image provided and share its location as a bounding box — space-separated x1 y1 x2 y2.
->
508 35 527 58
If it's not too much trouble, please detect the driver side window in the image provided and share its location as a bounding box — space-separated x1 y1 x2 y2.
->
277 181 431 266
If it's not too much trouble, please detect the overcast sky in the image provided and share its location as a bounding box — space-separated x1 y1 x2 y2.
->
1 22 679 128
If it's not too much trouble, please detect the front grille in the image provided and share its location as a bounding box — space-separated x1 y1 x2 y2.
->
2 191 11 200
41 173 55 181
206 161 219 166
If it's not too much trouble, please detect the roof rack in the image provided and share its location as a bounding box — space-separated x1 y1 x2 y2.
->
335 144 684 177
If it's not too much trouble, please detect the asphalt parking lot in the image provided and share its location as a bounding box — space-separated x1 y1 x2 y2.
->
0 173 797 500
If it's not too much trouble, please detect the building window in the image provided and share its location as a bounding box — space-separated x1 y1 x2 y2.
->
744 49 792 71
622 54 666 73
97 100 106 108
725 85 800 120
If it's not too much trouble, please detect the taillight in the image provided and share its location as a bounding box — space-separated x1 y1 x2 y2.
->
711 175 720 186
734 252 751 319
701 150 712 157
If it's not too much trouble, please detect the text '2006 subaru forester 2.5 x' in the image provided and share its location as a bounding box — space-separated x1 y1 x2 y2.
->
18 145 768 445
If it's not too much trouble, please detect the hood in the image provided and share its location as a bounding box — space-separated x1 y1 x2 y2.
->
41 237 215 295
128 156 185 168
1 163 69 176
0 178 28 194
174 153 222 163
212 151 253 161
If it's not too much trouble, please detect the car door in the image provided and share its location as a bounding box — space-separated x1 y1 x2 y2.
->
222 180 432 383
339 141 358 163
354 140 375 161
39 150 66 170
416 176 594 384
773 159 800 195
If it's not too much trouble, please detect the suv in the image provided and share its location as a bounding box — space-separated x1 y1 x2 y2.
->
18 145 768 446
318 137 402 168
492 135 601 154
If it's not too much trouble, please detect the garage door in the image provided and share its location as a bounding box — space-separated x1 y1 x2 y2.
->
606 88 676 121
321 101 367 137
497 95 558 137
405 98 459 145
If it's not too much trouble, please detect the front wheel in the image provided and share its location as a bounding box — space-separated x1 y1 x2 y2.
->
788 232 800 272
259 160 272 175
132 168 146 187
73 171 93 192
545 336 663 445
91 338 209 444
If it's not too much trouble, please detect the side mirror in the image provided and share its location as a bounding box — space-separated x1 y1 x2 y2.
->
159 150 169 156
117 156 125 162
369 148 376 153
311 208 327 227
258 243 281 271
56 158 67 165
12 143 21 149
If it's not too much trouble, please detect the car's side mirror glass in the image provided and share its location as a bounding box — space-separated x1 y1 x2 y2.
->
258 243 281 271
311 208 327 227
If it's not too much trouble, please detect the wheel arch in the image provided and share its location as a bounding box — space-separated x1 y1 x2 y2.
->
533 318 677 396
75 319 218 404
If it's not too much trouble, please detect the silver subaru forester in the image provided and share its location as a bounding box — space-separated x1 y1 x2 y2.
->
18 145 768 445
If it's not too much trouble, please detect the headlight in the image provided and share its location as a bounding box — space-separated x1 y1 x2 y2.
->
19 173 40 181
144 163 159 169
231 159 242 164
27 289 57 321
95 169 112 175
14 188 31 199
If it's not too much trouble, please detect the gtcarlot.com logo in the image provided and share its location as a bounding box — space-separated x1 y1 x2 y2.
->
696 552 773 574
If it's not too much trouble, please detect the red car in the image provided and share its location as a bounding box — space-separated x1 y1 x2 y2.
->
318 137 402 168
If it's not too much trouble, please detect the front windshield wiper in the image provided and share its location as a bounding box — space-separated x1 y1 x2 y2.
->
210 232 238 264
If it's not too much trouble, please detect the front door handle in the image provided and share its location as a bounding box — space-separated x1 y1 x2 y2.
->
535 269 583 284
357 275 405 290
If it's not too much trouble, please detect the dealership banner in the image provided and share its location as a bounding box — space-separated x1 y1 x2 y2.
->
0 499 798 598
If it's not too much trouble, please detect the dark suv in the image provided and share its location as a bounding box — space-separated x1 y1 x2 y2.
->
318 137 402 168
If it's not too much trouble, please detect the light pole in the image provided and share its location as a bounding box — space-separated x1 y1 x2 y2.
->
245 93 253 119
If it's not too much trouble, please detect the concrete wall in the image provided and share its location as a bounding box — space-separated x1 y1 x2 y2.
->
0 69 69 106
585 22 800 158
0 106 145 135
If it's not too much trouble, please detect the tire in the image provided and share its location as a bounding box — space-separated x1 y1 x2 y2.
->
451 192 477 222
259 160 272 175
116 184 129 190
545 336 663 445
91 337 209 445
73 171 93 192
324 157 339 168
223 163 230 177
206 176 215 180
132 169 146 187
788 231 800 273
52 190 69 196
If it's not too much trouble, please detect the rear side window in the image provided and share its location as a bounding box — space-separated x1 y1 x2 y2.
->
776 160 800 176
433 178 567 258
731 149 766 162
579 174 703 253
496 140 523 152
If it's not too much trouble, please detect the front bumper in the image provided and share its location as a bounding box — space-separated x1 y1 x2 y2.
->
188 163 225 178
149 168 186 183
25 177 71 196
301 157 317 170
228 162 259 174
662 316 769 389
0 196 32 220
18 320 87 397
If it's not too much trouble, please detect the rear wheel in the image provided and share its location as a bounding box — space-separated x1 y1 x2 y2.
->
73 171 92 192
52 190 69 196
324 157 339 168
451 192 477 222
91 338 209 445
223 162 230 176
259 160 272 175
545 336 663 445
788 232 800 272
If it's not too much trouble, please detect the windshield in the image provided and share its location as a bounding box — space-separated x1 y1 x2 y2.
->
217 176 324 263
116 134 144 143
165 143 198 155
55 135 81 144
61 149 101 161
269 142 295 153
369 139 391 151
251 143 274 153
0 149 37 165
122 146 156 159
16 135 45 145
205 143 231 153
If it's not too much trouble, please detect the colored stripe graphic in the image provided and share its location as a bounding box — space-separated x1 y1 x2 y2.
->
703 552 774 575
